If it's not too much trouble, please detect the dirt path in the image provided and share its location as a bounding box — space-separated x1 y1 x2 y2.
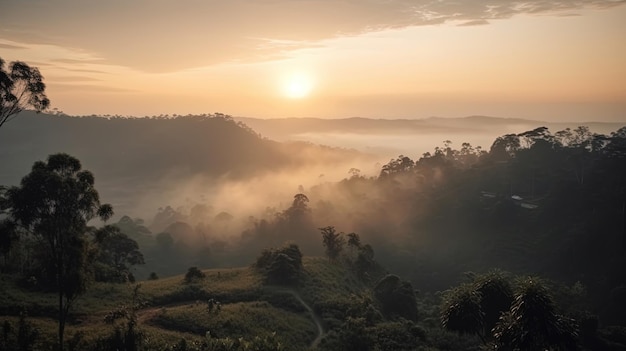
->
286 290 325 350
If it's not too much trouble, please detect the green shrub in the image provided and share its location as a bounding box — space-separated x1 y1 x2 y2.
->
184 267 205 283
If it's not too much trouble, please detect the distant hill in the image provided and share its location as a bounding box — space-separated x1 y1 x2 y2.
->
236 116 625 156
0 112 369 217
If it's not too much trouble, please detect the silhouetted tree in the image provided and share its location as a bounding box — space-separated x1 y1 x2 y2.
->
1 311 39 351
0 219 18 270
380 155 415 176
373 274 418 321
441 284 485 340
255 243 303 285
184 266 205 283
474 272 513 336
347 232 361 250
320 226 345 262
441 272 513 344
6 153 112 350
283 193 310 221
0 58 49 130
492 277 578 350
93 225 145 283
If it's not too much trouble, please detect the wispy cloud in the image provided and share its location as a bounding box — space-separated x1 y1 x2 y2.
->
457 19 490 26
51 83 135 93
0 0 624 72
47 76 103 82
0 42 26 50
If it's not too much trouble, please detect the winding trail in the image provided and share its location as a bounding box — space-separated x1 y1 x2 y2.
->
286 290 325 350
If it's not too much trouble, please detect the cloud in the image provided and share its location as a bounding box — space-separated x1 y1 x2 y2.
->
0 42 26 50
47 76 103 82
51 83 135 93
457 19 491 26
0 0 624 72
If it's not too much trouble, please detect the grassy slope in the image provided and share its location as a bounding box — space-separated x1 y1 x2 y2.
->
0 257 371 350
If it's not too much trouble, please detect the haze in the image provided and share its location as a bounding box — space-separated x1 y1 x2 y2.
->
1 0 625 121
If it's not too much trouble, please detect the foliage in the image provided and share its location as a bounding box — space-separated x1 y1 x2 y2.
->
255 243 303 285
319 226 345 262
0 219 19 267
443 273 578 349
492 277 578 351
441 284 484 337
93 225 145 283
0 58 50 130
0 311 39 351
373 274 419 321
5 153 112 350
184 267 206 283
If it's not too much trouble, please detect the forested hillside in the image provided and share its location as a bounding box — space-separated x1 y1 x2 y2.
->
1 116 626 350
0 112 364 182
0 112 369 217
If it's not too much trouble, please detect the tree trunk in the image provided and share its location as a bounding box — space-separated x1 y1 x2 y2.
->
58 290 64 351
622 199 626 252
57 242 65 351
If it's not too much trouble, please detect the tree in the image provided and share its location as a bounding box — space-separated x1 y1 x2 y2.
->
283 193 310 221
373 274 418 321
442 274 578 349
441 272 513 344
255 243 303 285
93 225 145 283
6 153 112 350
0 58 50 130
347 232 361 250
441 284 485 340
0 219 19 271
493 278 578 350
320 226 345 262
184 266 205 283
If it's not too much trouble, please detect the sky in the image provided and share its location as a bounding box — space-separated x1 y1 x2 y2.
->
1 0 625 122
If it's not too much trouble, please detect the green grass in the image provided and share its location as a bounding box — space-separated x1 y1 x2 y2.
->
1 257 372 350
150 301 316 348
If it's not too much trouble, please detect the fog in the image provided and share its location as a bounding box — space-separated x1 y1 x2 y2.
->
2 112 625 290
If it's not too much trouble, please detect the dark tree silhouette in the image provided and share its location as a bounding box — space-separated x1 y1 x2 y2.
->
441 272 513 344
441 284 485 341
320 226 345 262
373 274 418 321
347 232 361 250
0 58 49 130
493 278 578 350
93 225 145 283
6 153 112 350
255 243 303 285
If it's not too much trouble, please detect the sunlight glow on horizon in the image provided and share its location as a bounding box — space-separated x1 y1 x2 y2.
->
281 72 315 99
1 3 624 121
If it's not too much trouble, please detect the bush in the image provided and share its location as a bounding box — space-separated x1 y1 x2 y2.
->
0 312 39 351
184 267 205 283
255 244 303 285
373 274 418 322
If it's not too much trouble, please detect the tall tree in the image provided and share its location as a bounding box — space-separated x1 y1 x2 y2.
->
93 225 145 283
0 58 50 130
320 226 345 262
493 278 578 350
6 153 112 350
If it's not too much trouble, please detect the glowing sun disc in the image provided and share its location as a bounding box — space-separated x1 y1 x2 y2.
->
282 72 313 99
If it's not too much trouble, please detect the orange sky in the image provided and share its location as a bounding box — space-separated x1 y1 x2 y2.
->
1 0 625 121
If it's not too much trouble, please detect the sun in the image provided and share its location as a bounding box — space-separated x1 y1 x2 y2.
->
282 72 314 99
